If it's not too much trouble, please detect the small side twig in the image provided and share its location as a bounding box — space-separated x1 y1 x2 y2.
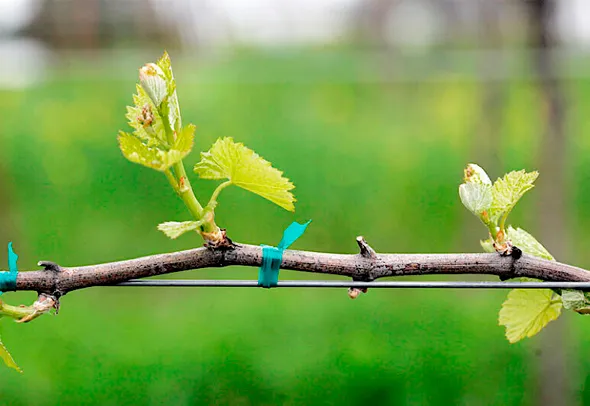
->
349 236 378 299
356 236 377 259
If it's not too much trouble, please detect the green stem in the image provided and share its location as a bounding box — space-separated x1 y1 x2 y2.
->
164 169 180 195
158 100 220 237
173 161 204 218
207 181 232 209
499 210 511 235
159 107 205 223
487 222 498 239
165 167 212 232
0 301 35 321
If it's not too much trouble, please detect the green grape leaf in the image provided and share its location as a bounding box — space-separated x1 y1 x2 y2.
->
158 221 204 239
0 335 21 373
118 124 194 172
498 288 562 343
459 183 493 218
194 137 296 211
505 226 554 261
490 170 538 223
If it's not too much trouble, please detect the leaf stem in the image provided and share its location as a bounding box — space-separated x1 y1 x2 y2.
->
207 181 232 209
499 210 511 235
164 169 180 194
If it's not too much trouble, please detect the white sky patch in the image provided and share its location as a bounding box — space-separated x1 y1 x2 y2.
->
0 0 39 34
151 0 358 46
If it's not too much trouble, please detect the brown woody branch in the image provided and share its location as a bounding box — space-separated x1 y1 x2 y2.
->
12 238 590 297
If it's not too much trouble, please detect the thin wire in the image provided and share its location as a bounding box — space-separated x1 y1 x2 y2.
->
113 280 590 289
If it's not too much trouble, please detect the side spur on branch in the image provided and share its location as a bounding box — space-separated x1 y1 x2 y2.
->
119 52 295 245
1 52 589 373
459 163 590 343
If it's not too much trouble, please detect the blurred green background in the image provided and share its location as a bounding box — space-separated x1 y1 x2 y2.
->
2 0 590 405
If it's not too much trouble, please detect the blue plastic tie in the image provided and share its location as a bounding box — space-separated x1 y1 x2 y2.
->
258 221 311 288
0 242 19 294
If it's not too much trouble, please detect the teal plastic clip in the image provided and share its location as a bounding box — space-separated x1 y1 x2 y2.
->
258 221 311 288
0 242 19 294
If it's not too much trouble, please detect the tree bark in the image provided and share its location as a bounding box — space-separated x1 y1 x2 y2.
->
11 242 590 296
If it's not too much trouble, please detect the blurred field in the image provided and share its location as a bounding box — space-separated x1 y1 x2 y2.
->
0 50 590 405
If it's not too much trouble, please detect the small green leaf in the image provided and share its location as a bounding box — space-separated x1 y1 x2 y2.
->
559 290 590 314
126 85 167 147
119 132 161 169
158 220 204 239
505 226 554 261
490 170 538 223
498 288 562 343
0 335 21 373
118 125 194 172
561 289 587 310
156 51 174 83
194 137 296 211
173 124 195 156
459 183 493 218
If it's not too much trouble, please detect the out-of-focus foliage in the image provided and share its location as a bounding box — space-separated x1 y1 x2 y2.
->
0 335 21 373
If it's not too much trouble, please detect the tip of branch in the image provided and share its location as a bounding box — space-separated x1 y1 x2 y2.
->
356 236 377 259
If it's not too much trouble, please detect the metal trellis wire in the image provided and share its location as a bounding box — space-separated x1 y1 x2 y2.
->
113 280 590 289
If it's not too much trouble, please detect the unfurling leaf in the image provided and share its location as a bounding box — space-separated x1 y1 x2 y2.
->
125 85 167 147
459 183 492 218
505 226 554 261
490 170 538 223
123 52 184 158
158 221 204 239
118 124 194 171
498 288 562 343
139 63 168 108
559 290 590 314
194 137 296 211
0 336 21 373
561 290 587 310
464 163 492 185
